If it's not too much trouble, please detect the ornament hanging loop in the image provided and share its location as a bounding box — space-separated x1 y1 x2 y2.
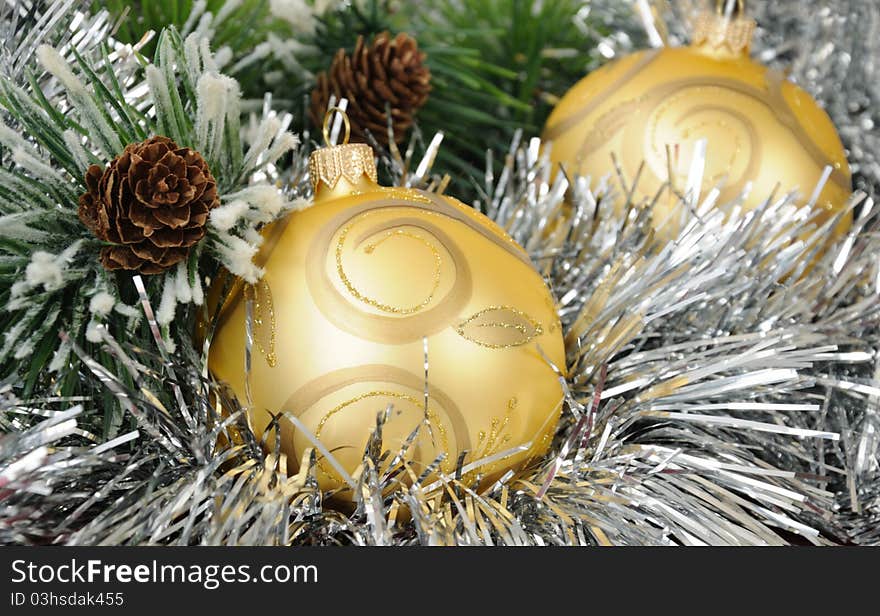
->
323 106 351 146
715 0 745 17
310 106 378 193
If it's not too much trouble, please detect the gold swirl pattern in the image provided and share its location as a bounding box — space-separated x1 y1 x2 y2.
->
456 306 544 349
314 390 450 480
336 223 443 315
576 81 764 203
305 192 534 344
638 88 760 197
542 50 662 141
281 365 467 480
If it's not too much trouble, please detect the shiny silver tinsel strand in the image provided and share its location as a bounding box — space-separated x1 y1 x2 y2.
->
0 0 150 95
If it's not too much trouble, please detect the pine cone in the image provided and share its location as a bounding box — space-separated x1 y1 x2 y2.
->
310 31 431 145
78 136 219 275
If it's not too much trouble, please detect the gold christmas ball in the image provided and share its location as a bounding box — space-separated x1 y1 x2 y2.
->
207 129 565 495
543 6 852 241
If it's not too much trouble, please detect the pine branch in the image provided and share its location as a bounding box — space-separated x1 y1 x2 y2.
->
0 14 297 433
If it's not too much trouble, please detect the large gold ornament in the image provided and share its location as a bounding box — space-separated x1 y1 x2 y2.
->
208 111 565 494
543 0 852 241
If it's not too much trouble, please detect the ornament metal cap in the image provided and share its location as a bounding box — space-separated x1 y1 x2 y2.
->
692 0 756 56
309 107 378 195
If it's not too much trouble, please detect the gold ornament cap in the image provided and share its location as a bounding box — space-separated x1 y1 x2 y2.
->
692 0 756 56
309 107 378 196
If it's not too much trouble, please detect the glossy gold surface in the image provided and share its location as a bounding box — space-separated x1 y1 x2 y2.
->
208 176 566 494
543 38 852 242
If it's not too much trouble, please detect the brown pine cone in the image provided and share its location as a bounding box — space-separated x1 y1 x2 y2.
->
78 136 219 275
310 31 431 145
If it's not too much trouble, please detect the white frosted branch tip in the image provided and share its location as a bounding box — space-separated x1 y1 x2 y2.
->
88 292 116 316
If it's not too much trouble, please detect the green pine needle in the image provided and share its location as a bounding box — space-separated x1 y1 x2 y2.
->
0 24 295 435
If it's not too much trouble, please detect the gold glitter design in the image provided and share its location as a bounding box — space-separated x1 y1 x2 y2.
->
543 50 662 141
456 306 543 349
379 186 434 204
314 391 450 480
647 90 757 191
297 193 540 345
243 280 277 367
335 221 443 315
280 365 469 456
474 397 518 461
343 188 434 205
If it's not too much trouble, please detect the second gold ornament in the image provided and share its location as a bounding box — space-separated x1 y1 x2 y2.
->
543 0 852 242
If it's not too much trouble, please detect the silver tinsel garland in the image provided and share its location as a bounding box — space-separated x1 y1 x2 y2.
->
2 0 880 546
